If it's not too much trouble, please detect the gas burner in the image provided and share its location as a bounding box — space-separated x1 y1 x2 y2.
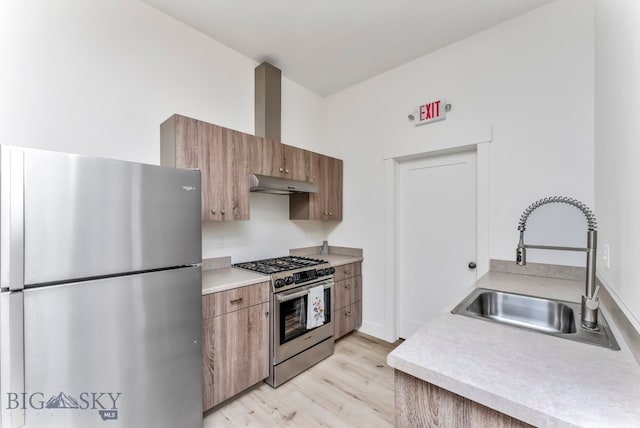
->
234 256 334 292
234 256 327 274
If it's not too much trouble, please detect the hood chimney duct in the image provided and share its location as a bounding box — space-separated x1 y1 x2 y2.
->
255 62 281 141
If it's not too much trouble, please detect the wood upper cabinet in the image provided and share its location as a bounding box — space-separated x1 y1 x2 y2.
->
161 114 250 221
161 114 343 222
289 152 343 220
250 137 311 182
202 282 270 411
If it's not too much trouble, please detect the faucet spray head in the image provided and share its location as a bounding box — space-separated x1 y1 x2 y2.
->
516 230 526 266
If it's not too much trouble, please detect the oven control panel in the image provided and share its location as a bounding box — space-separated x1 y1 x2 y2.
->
272 264 334 290
274 267 337 288
293 269 318 284
316 267 335 277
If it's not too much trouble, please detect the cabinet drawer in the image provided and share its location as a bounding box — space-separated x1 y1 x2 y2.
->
332 262 362 282
202 281 270 319
334 276 361 310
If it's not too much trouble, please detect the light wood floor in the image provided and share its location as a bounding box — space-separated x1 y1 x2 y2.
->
203 332 402 427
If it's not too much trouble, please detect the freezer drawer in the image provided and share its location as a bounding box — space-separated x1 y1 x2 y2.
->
0 145 202 288
1 266 202 428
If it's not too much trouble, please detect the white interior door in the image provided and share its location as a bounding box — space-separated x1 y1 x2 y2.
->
398 150 477 339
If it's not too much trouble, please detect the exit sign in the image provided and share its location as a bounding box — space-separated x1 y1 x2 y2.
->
414 99 447 126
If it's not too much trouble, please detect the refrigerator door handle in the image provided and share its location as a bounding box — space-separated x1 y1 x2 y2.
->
9 150 24 292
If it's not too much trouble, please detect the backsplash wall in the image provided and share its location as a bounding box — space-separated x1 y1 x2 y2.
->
202 193 330 263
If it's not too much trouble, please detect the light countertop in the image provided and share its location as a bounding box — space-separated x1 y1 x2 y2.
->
387 271 640 427
317 254 363 267
201 254 363 295
201 267 269 295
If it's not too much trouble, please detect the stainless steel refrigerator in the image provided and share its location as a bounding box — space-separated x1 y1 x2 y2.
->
0 145 203 427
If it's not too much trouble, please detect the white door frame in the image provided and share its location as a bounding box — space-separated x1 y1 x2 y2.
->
384 142 491 341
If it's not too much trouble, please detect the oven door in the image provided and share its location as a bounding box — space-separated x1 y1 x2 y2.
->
273 279 334 364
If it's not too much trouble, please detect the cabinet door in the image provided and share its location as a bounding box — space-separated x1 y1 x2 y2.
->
325 156 343 220
250 137 285 177
309 153 343 220
198 122 250 221
289 152 343 221
283 144 311 182
210 302 269 407
202 317 215 398
352 300 362 330
354 275 362 303
250 139 310 181
334 306 351 339
172 115 199 169
334 303 359 339
165 115 250 222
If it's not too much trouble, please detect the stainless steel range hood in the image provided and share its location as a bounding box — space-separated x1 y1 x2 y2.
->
250 174 317 195
253 62 317 196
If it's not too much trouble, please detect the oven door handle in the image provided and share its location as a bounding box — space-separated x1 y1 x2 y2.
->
275 282 333 302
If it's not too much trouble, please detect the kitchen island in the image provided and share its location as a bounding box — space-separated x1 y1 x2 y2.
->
388 270 640 427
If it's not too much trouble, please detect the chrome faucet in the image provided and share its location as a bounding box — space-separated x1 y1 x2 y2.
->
516 196 601 330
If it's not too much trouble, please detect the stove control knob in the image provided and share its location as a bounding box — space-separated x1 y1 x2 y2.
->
285 276 294 285
316 269 325 276
329 267 336 274
274 279 285 288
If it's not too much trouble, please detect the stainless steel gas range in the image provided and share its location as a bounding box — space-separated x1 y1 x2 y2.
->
234 256 335 387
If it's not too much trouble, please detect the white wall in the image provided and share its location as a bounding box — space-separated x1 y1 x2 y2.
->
594 0 640 324
323 0 595 340
5 0 629 339
0 0 329 263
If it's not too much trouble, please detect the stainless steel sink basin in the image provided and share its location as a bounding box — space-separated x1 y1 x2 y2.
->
452 288 620 350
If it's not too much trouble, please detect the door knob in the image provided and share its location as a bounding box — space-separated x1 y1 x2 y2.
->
468 262 477 270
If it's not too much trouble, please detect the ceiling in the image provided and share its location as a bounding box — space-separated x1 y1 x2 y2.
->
141 0 556 96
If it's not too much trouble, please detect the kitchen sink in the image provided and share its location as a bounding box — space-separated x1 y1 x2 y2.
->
452 288 620 350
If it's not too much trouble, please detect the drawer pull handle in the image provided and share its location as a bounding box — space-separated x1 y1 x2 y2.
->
344 284 352 289
345 312 352 317
230 298 243 304
344 270 351 275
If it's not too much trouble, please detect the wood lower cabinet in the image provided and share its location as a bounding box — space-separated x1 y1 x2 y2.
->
161 114 251 221
202 282 270 411
395 371 534 428
250 137 311 182
333 262 362 339
290 152 343 220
